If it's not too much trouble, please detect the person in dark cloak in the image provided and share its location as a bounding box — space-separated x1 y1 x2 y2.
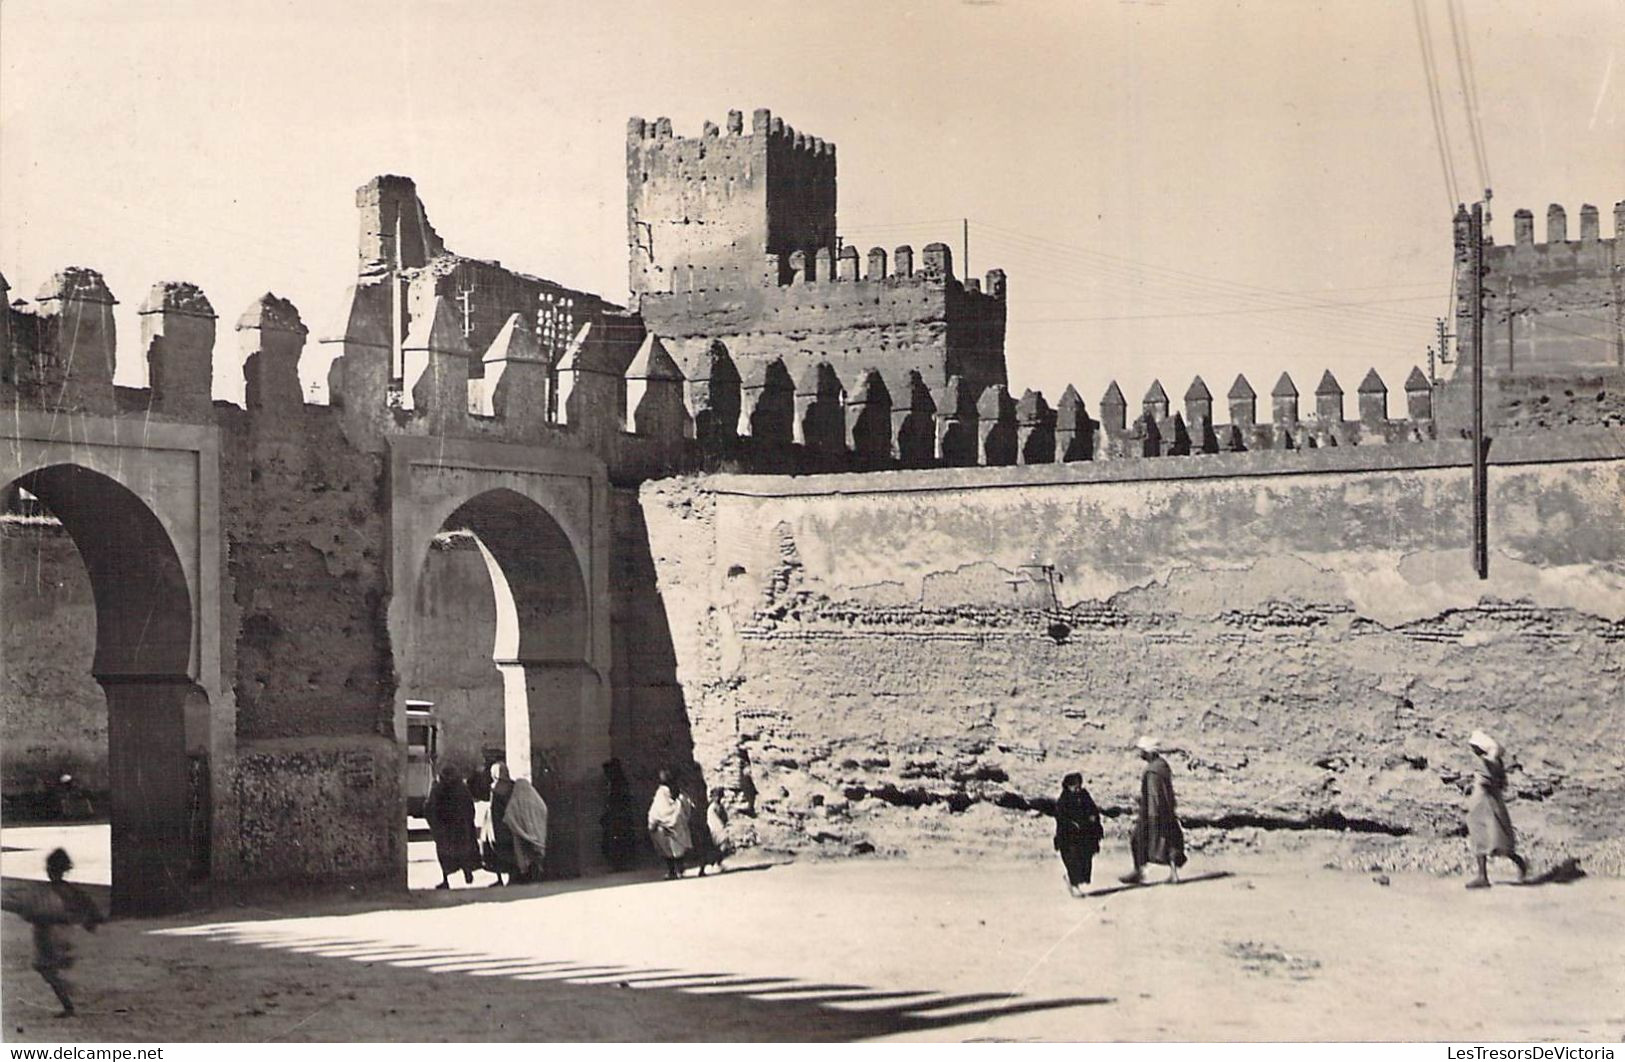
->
1120 736 1187 885
1053 772 1104 896
466 762 492 803
736 749 758 816
425 764 480 889
599 759 639 871
1464 730 1528 889
5 848 103 1017
481 761 519 886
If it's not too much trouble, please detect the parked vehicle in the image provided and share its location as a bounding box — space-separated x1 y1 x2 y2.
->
405 701 438 817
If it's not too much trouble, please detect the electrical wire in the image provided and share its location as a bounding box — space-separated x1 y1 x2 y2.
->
1412 0 1462 212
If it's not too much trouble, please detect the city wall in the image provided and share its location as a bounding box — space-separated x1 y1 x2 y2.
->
1 131 1618 909
636 433 1625 873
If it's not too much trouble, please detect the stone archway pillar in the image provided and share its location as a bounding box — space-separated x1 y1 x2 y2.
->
99 674 193 915
510 659 609 879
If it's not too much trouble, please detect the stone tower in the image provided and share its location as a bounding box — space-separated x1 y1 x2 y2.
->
627 108 837 296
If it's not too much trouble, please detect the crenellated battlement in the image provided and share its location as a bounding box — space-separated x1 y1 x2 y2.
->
626 108 838 159
3 258 1454 488
627 106 838 298
4 163 1610 496
1450 196 1624 382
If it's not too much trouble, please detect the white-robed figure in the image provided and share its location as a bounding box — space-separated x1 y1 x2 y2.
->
1465 730 1528 889
647 768 695 879
503 775 550 884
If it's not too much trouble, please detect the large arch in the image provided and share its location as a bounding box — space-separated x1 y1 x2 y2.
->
1 412 226 916
388 437 610 881
5 467 197 914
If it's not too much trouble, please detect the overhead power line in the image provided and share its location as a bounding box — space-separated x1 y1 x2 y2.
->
1445 0 1493 192
1412 0 1462 212
969 221 1435 344
1011 293 1442 325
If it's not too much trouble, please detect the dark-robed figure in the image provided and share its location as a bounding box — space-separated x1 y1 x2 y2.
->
481 761 519 886
1121 736 1186 885
426 765 480 889
600 759 639 871
1053 772 1104 896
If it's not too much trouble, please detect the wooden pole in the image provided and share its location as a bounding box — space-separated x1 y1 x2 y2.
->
1471 200 1488 580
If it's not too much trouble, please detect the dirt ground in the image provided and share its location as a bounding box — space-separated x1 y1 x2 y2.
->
2 825 1622 1043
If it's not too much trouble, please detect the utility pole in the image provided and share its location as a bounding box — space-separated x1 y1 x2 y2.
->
963 218 969 282
1470 195 1489 580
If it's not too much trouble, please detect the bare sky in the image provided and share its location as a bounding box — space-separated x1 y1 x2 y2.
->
1 0 1619 409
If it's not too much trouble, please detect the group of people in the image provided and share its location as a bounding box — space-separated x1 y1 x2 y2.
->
1052 735 1187 896
424 761 549 888
1054 730 1530 896
424 759 736 886
646 769 734 879
4 729 1534 1019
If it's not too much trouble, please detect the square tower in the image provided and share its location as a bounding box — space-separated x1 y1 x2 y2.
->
627 108 836 297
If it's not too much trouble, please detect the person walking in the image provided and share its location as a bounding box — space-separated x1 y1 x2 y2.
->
600 759 639 871
1053 772 1104 896
481 761 519 886
647 769 695 879
697 786 735 876
9 849 103 1017
504 774 550 884
1465 730 1529 889
425 764 480 889
1120 736 1187 885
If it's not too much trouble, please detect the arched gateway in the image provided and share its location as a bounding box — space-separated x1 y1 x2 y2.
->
385 436 611 879
1 414 228 915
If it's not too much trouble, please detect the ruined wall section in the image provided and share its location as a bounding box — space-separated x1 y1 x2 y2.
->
639 436 1625 873
326 177 695 486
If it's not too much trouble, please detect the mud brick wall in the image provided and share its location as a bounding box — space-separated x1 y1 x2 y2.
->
221 406 393 741
636 434 1625 873
0 517 105 799
1435 370 1625 436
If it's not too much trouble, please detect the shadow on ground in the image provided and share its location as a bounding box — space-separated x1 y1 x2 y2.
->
116 920 1107 1041
1079 870 1233 899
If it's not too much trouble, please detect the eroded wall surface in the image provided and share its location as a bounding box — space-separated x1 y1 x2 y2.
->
0 518 104 800
637 437 1625 873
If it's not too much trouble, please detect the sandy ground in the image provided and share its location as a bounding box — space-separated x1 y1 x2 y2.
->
2 823 1622 1043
